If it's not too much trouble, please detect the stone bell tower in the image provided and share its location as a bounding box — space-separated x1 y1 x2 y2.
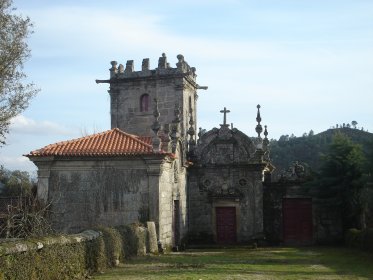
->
96 53 206 145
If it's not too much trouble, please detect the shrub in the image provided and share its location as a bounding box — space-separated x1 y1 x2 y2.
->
115 223 147 259
0 238 88 279
345 228 362 248
345 228 373 252
362 228 373 251
85 235 106 273
97 226 123 267
0 230 105 279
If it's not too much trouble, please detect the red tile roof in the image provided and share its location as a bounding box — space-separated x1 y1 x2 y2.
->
27 128 166 158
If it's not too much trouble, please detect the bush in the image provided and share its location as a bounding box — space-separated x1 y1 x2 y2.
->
345 228 363 248
362 228 373 251
345 228 373 251
0 230 105 279
0 242 88 280
115 223 147 259
0 224 152 279
85 235 106 273
97 226 123 267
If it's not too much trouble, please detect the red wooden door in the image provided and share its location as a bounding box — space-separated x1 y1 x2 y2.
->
216 207 236 244
283 198 313 244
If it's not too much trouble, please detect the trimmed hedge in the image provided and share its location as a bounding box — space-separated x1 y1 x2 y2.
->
115 223 148 259
0 223 157 280
97 226 123 266
0 230 105 280
345 228 373 251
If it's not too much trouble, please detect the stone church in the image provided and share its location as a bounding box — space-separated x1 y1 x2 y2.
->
28 54 336 248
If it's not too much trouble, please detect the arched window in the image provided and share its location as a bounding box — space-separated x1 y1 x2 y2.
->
140 94 149 112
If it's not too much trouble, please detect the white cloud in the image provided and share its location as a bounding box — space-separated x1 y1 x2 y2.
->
13 2 373 141
0 155 36 173
9 115 73 136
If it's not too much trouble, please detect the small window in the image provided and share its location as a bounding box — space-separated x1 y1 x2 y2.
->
140 94 150 112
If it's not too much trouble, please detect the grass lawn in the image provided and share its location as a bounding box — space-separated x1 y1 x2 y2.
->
92 246 373 280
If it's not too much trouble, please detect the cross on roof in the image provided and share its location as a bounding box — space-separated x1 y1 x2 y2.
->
220 107 230 126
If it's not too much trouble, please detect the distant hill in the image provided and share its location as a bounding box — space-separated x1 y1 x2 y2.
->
270 127 373 180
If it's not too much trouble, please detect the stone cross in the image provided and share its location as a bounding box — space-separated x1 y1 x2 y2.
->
220 107 230 126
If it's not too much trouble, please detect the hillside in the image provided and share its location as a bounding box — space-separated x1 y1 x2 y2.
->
270 127 373 180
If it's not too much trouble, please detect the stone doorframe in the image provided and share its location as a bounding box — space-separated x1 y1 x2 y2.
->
211 198 240 243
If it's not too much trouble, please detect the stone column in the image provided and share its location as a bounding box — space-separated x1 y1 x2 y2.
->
145 158 163 236
32 158 53 204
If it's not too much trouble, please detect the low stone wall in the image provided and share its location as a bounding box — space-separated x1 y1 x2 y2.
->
0 222 158 280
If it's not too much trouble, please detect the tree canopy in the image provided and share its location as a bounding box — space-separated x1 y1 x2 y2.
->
0 166 34 196
0 0 38 145
318 132 366 229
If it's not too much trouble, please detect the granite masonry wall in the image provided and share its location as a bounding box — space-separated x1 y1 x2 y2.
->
263 181 343 245
106 54 199 139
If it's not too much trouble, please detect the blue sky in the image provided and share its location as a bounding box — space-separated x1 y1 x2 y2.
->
1 0 373 173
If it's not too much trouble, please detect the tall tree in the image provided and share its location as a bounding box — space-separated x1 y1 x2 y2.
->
0 166 33 196
319 132 366 229
0 0 38 145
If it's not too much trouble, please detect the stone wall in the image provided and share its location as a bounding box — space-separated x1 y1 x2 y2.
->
33 153 188 248
34 158 152 233
158 150 188 248
107 54 198 140
189 166 264 242
263 181 343 245
188 123 269 244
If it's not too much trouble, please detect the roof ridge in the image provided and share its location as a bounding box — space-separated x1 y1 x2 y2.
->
26 128 168 158
42 129 115 149
112 128 153 149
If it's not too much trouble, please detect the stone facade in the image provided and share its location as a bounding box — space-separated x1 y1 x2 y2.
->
28 54 275 247
188 124 271 243
104 53 198 140
31 154 186 239
32 53 348 248
263 165 343 245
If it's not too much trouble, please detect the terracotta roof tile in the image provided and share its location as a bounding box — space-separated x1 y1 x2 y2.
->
27 128 166 158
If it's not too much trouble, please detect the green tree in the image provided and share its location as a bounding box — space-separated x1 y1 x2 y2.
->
319 132 366 230
0 0 38 145
0 166 33 196
351 120 358 129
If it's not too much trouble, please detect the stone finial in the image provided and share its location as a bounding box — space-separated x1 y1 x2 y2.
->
109 61 118 78
198 127 203 138
118 64 124 74
169 103 181 153
188 112 196 152
263 125 269 147
177 54 184 63
142 58 150 71
173 103 181 124
170 123 179 154
220 107 230 127
263 125 270 161
151 98 161 151
162 123 171 152
176 54 193 74
125 60 134 73
158 53 167 69
255 104 263 138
